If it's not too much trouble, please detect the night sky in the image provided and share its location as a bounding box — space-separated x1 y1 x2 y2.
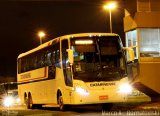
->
0 0 124 78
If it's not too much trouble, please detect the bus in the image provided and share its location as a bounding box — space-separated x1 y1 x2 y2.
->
17 33 134 110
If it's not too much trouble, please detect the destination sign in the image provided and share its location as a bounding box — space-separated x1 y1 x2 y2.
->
90 82 115 87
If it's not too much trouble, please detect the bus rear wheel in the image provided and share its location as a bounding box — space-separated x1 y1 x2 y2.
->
25 93 33 109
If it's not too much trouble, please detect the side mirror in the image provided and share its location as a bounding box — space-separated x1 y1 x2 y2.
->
127 48 135 62
66 49 73 65
123 47 135 62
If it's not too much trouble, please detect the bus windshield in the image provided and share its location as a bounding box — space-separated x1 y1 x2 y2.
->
71 36 127 82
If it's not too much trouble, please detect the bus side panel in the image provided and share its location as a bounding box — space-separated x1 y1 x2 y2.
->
55 67 73 105
17 67 58 105
18 79 57 104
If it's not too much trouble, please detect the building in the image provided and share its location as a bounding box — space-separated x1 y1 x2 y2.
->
124 0 160 101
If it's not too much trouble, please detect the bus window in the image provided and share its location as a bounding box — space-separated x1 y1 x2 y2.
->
18 59 21 73
71 36 127 82
45 51 52 66
52 51 56 64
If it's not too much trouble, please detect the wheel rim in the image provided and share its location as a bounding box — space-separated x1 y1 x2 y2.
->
58 96 63 110
24 96 27 105
27 96 32 109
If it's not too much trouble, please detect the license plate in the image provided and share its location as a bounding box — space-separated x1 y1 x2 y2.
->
99 95 108 100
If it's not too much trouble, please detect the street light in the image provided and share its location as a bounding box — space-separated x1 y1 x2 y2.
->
103 2 116 33
38 31 45 45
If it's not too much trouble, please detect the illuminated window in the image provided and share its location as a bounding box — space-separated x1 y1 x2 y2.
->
140 28 160 57
126 30 138 60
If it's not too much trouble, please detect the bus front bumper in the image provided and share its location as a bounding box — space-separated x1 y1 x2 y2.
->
70 89 128 105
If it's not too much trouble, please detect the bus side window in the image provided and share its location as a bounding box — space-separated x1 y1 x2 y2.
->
47 50 56 79
54 43 60 68
37 51 45 68
18 59 21 74
48 43 60 79
37 53 41 68
22 58 26 72
56 50 60 67
33 55 38 69
41 52 45 67
52 51 56 64
45 51 52 66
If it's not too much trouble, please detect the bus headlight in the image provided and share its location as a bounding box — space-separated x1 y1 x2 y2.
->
3 96 14 107
75 87 89 96
118 83 132 94
16 97 21 104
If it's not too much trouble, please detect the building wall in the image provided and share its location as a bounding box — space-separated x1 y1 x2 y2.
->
137 0 160 11
125 0 137 17
124 0 160 31
124 0 160 96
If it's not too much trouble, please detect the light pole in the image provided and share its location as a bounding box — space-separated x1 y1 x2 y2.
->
104 2 116 33
38 31 45 45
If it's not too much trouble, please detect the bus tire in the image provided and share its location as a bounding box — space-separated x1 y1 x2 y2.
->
58 96 67 111
101 103 113 111
24 93 28 105
26 93 33 109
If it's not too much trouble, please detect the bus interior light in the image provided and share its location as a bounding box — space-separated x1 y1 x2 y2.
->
75 40 93 45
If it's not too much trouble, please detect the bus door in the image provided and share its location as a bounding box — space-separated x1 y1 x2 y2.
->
61 39 73 101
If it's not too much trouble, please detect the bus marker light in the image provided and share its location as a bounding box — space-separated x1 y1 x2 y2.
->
99 95 108 100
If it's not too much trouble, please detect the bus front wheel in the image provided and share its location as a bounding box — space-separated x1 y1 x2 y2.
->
58 96 68 111
58 96 64 110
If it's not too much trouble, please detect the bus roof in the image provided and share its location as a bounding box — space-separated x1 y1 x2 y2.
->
18 33 119 58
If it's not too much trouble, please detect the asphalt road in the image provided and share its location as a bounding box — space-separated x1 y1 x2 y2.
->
0 102 159 116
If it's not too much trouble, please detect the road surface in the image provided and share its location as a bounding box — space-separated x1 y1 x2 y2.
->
0 102 159 116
